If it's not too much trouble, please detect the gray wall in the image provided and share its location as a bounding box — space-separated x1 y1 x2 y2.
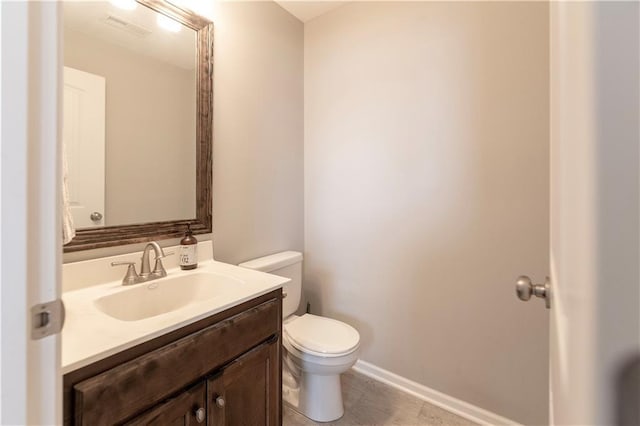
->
303 2 549 424
211 1 304 264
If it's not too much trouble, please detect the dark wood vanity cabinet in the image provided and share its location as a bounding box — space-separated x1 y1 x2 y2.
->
126 338 278 426
63 290 282 426
209 337 279 425
125 381 207 426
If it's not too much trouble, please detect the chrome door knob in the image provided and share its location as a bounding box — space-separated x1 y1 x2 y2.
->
90 211 103 221
194 407 205 423
516 275 551 309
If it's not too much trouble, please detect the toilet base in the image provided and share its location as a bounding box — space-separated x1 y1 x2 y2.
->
284 372 344 422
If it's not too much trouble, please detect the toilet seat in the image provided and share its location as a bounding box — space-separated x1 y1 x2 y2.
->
284 314 360 357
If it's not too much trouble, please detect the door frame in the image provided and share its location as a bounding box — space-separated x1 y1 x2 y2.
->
1 2 62 424
549 2 639 425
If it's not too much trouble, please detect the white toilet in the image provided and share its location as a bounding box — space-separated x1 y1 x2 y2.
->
239 251 360 422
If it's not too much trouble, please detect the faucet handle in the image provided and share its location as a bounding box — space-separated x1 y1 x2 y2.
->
111 261 140 286
152 252 174 278
157 251 174 259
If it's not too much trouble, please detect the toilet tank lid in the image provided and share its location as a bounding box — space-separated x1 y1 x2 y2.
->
238 251 302 272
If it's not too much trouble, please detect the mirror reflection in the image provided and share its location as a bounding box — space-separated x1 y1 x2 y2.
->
63 1 197 229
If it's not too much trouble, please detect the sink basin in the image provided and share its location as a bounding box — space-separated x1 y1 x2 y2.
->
94 272 244 321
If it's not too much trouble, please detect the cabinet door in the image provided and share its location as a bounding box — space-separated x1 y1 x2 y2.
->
208 338 280 426
125 382 207 426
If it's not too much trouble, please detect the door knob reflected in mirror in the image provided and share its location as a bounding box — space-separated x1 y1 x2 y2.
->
516 275 551 309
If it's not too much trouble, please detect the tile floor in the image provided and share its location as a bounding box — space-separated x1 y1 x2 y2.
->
283 369 478 426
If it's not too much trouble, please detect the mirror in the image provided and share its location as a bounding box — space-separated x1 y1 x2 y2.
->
62 0 212 252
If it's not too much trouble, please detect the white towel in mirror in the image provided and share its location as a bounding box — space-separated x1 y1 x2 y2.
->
62 142 75 245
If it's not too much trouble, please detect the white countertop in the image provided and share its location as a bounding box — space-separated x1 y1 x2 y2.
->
62 259 288 374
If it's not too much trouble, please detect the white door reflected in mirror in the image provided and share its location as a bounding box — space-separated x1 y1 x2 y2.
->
63 66 106 229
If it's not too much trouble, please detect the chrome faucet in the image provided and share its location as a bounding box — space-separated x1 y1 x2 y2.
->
111 242 173 286
140 241 168 279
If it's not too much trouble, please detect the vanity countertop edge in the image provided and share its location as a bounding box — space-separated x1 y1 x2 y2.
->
62 259 288 375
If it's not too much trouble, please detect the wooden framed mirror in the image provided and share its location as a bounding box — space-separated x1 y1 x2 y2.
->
63 0 212 252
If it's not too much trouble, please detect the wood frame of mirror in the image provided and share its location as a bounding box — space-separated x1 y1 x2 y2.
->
64 0 213 253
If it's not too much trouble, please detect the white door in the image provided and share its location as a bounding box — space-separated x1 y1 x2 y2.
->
548 2 640 425
63 66 106 228
0 1 62 424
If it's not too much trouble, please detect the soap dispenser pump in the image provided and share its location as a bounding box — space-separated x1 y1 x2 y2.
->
179 224 198 270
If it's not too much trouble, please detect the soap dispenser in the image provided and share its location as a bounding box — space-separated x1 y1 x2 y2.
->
179 224 198 270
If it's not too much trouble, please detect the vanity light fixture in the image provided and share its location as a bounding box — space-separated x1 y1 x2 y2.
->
109 0 137 11
156 14 182 33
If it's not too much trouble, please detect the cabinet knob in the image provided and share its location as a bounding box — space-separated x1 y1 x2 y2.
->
216 396 226 408
195 407 205 423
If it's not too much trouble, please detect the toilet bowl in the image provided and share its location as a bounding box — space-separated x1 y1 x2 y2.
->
283 314 360 421
239 251 360 422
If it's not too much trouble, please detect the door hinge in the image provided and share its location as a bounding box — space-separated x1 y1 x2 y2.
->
31 299 65 340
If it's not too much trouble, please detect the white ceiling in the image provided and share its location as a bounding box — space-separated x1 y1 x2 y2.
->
274 1 349 23
63 1 196 70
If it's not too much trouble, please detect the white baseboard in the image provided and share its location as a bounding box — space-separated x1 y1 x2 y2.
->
352 360 521 426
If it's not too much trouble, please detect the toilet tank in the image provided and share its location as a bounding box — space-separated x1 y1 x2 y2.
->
238 251 302 317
